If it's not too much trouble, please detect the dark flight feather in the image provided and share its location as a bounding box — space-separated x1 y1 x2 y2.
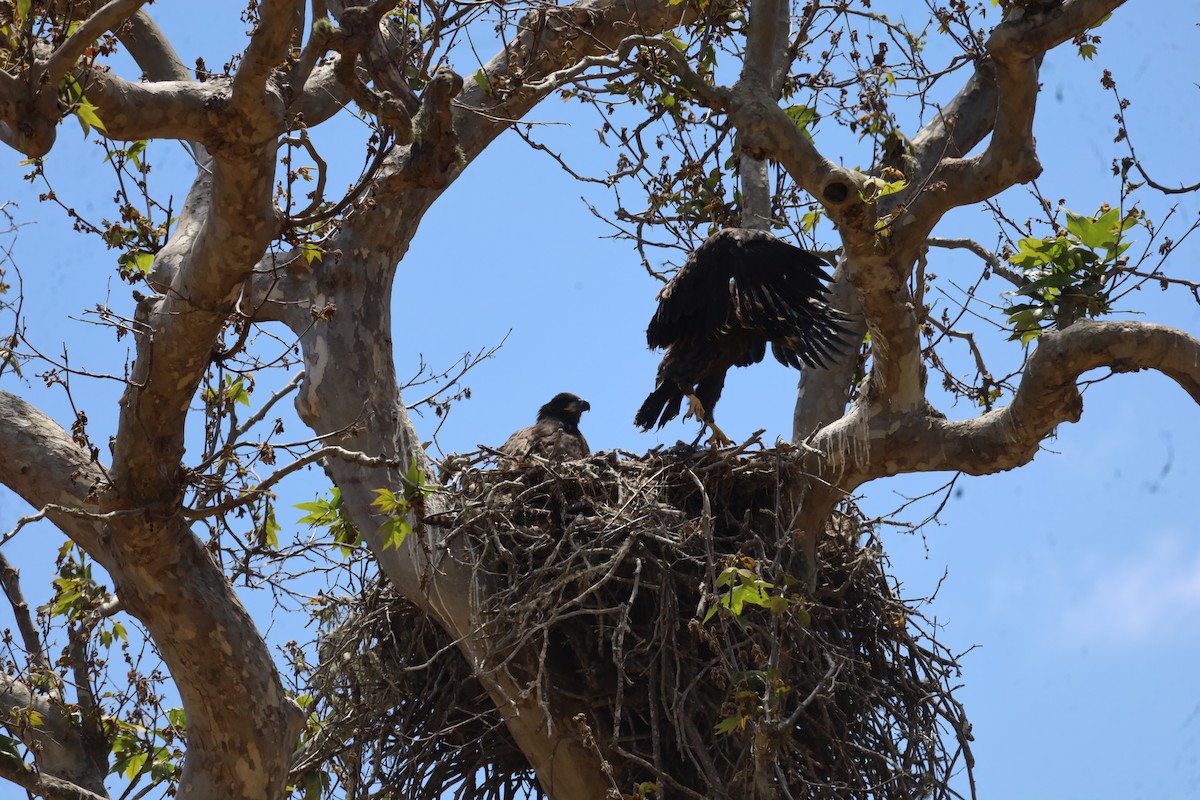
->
636 228 849 434
501 393 591 462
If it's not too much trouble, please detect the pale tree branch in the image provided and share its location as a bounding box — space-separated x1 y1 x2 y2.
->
0 673 109 797
906 63 998 176
797 3 1125 438
42 0 152 86
232 0 305 111
0 0 209 156
734 0 790 228
119 9 192 82
794 54 1004 440
814 321 1200 492
0 752 108 800
0 388 305 800
732 0 788 96
793 263 864 439
900 0 1129 240
0 391 110 566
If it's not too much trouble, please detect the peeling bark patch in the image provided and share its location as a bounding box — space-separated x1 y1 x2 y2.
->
212 624 235 656
235 745 263 785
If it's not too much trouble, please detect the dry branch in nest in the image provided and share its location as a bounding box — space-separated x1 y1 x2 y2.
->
298 446 975 800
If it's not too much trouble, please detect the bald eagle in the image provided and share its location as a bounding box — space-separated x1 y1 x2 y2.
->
500 393 591 462
635 228 847 446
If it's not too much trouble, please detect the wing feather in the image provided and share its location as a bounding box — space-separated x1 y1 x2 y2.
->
646 234 735 347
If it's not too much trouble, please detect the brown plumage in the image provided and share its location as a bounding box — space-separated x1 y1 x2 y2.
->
500 393 591 462
635 228 848 445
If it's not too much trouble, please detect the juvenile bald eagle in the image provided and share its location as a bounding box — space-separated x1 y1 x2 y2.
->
500 393 591 462
635 228 847 446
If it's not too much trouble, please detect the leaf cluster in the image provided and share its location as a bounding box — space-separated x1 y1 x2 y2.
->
1004 206 1140 342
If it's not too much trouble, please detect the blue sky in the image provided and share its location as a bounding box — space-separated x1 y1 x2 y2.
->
2 2 1199 798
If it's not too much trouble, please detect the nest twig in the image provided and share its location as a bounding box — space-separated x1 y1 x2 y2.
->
296 447 975 800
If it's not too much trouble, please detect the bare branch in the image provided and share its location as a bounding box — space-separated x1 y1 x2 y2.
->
926 237 1021 286
0 547 52 670
185 444 405 520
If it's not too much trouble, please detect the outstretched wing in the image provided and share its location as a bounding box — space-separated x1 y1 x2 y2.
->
645 233 738 348
723 232 848 369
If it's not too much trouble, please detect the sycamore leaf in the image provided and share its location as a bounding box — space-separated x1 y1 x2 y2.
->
225 376 251 406
1066 209 1113 250
122 750 148 780
258 504 280 549
472 69 492 94
118 251 154 275
301 242 324 264
713 716 742 735
784 104 819 141
73 99 107 135
371 488 400 513
378 515 412 550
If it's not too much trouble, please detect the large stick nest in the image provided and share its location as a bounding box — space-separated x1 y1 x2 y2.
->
301 446 975 799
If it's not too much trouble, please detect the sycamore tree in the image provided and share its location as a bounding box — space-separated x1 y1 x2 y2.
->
0 0 1198 799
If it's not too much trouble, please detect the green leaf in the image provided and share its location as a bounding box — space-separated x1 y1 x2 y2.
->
126 140 147 168
167 708 187 729
1077 43 1098 60
259 504 280 549
301 769 327 800
713 716 743 735
762 595 789 614
294 501 331 523
122 750 148 780
1009 236 1058 269
404 460 428 497
661 30 686 53
378 516 412 550
301 242 324 264
122 251 155 275
73 98 107 135
784 104 819 140
371 488 399 513
472 69 492 95
225 376 251 406
0 733 22 767
1066 210 1111 250
16 0 31 26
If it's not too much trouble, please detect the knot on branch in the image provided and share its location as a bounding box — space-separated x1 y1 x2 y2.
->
822 180 850 204
297 447 974 800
